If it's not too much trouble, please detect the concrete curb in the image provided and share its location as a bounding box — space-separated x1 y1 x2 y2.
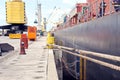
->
47 49 59 80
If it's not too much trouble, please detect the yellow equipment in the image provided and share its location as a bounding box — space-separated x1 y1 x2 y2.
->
46 32 55 49
6 0 26 24
9 34 21 39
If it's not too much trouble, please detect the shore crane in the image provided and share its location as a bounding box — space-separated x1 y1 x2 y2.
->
0 0 27 37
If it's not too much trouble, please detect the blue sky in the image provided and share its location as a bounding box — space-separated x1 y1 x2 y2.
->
0 0 86 30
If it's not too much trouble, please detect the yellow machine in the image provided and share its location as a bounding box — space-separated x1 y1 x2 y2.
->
6 0 26 24
4 0 27 39
9 33 21 39
46 32 55 49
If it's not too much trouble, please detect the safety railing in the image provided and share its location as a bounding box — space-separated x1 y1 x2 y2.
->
50 44 120 71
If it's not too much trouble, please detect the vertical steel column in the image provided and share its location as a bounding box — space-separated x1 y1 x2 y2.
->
80 57 83 80
59 49 63 80
37 3 42 30
80 53 86 80
101 0 104 17
96 0 99 18
83 55 86 80
2 29 4 36
0 46 2 56
109 0 112 14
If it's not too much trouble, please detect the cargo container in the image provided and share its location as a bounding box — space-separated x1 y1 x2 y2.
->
27 26 37 41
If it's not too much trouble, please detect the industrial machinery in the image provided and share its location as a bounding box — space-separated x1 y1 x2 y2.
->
0 0 27 38
6 0 26 24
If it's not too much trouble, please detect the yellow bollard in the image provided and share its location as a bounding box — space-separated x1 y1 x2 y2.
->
46 32 55 49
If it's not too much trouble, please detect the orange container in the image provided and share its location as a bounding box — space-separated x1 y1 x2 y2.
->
27 26 37 41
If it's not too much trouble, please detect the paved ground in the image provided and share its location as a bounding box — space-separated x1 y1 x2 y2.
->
0 36 20 50
0 36 58 80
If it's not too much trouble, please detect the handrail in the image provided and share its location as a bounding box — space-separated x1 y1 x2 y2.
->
49 44 120 71
62 49 120 71
76 49 120 62
53 44 120 62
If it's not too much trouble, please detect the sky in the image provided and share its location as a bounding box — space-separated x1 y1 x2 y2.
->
0 0 86 30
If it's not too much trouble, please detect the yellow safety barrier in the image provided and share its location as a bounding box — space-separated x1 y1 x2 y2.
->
46 32 55 49
9 34 21 39
47 37 55 44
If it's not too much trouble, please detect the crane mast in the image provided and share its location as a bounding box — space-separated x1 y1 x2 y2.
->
37 3 42 30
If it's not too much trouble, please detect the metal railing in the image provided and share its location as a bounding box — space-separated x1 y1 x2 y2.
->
50 44 120 71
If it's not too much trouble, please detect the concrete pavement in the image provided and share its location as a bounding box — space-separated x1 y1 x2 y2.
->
0 36 58 80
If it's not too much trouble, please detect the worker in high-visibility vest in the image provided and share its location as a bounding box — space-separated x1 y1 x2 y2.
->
46 32 55 49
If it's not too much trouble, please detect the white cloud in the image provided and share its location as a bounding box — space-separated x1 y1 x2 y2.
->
62 0 76 5
62 0 68 3
62 0 87 5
